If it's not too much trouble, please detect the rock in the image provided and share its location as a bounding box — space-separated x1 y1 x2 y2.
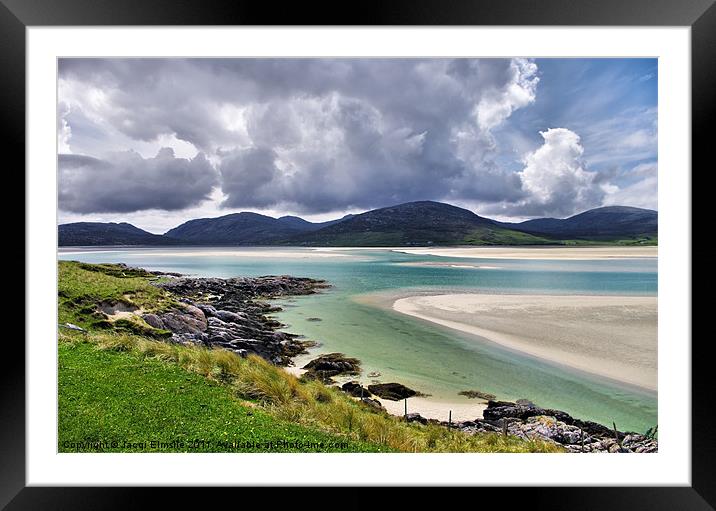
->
158 311 206 335
341 381 370 398
215 310 246 323
142 313 165 330
61 323 86 332
483 400 573 424
360 397 385 411
367 382 418 401
181 304 207 328
520 416 584 444
158 275 329 303
477 399 657 453
196 303 218 317
306 317 322 322
405 413 428 425
303 353 361 381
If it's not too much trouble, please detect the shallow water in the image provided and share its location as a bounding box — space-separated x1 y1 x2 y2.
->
59 246 658 432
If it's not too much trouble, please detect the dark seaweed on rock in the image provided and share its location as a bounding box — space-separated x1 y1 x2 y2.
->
458 390 497 400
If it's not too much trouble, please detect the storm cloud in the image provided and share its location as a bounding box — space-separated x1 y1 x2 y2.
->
57 58 657 222
58 58 538 214
59 148 217 213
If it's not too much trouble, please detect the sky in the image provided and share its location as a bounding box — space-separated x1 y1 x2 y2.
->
57 58 657 234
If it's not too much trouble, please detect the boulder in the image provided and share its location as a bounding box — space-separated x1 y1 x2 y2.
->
181 304 207 329
367 382 418 401
196 303 218 317
360 397 385 411
303 353 361 379
341 381 370 398
215 310 247 323
159 312 206 335
483 400 572 423
142 313 165 330
405 413 428 425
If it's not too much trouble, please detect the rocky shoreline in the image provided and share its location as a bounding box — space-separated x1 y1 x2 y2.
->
106 266 657 453
143 274 329 365
439 400 657 453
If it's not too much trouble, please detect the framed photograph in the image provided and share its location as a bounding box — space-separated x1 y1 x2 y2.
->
7 0 710 506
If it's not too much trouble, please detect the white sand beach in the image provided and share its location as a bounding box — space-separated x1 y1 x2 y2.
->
394 246 657 260
393 293 657 391
117 250 355 259
284 356 488 422
377 396 487 422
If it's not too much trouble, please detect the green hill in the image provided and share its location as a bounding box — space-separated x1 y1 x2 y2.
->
290 201 552 246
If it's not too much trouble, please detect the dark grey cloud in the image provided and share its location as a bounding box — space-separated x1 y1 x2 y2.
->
59 148 217 213
58 58 540 214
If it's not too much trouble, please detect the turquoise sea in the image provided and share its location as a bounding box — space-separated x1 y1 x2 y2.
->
58 247 658 433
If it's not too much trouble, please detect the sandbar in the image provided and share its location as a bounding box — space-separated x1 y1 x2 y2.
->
394 246 657 260
392 293 657 391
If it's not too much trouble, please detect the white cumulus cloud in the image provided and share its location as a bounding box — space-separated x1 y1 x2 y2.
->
475 58 539 132
517 128 605 216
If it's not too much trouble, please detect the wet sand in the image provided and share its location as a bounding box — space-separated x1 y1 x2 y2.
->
393 293 657 391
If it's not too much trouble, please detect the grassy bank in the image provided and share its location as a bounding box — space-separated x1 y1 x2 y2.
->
59 337 384 452
58 261 563 453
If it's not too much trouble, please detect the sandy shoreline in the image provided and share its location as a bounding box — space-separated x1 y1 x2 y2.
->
394 246 657 260
377 396 487 422
392 293 657 392
284 361 486 422
118 250 354 259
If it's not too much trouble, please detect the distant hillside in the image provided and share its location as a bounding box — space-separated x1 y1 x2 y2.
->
58 203 658 247
277 214 355 232
165 212 298 245
163 212 354 245
501 206 658 241
288 201 552 246
58 222 176 246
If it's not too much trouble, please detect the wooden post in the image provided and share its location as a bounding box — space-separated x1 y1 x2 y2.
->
502 419 508 436
612 421 622 448
448 410 452 429
580 428 585 452
404 398 407 420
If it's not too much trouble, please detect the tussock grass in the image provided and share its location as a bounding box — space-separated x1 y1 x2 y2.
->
59 330 563 453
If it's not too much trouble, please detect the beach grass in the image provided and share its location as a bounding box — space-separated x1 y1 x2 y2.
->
57 260 564 453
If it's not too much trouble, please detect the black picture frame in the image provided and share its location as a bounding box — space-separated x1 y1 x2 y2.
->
4 0 709 508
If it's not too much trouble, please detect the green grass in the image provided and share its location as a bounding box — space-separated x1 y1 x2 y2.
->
59 261 177 333
59 340 385 452
289 227 556 247
57 261 564 453
559 235 658 246
463 227 554 245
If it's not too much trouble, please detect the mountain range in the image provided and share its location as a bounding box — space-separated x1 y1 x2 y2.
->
58 201 657 247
